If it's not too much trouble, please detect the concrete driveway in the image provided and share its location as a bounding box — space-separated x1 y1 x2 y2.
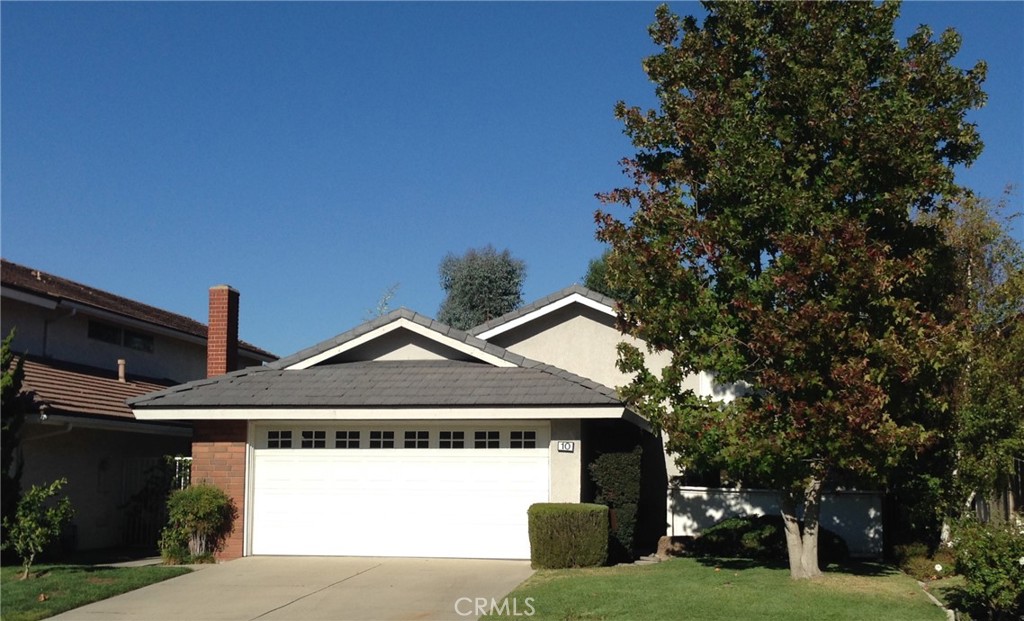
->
49 556 535 621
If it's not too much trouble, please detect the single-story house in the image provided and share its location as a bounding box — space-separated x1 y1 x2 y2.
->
131 285 882 560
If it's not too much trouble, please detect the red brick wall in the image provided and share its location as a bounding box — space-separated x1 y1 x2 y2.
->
191 420 247 560
207 286 239 378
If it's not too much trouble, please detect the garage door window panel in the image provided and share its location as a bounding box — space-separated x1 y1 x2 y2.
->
440 431 465 449
404 431 429 449
267 430 292 449
336 431 360 449
510 431 537 449
301 430 326 449
474 431 500 449
370 430 395 448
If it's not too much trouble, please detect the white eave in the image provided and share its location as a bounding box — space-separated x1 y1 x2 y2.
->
286 317 517 369
132 405 627 422
475 293 615 341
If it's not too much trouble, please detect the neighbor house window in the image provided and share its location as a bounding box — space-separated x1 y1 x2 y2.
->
87 321 155 353
267 430 292 449
474 430 499 449
439 431 464 449
88 321 121 345
369 431 395 449
510 431 537 449
335 431 360 449
123 329 154 353
300 430 326 449
404 431 429 449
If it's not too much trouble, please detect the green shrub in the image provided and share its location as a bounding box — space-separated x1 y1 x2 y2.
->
1 478 74 580
588 447 642 561
159 483 235 564
690 514 849 565
950 515 1024 621
892 542 956 581
528 503 608 569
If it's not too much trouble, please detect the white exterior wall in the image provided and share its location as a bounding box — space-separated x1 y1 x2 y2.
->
667 486 884 559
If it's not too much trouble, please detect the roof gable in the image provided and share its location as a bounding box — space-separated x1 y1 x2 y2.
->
270 309 522 370
470 285 616 341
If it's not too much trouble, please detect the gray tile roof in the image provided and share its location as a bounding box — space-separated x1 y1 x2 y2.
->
128 360 621 409
468 285 617 336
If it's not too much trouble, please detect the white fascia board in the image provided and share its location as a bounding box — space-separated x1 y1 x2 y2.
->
132 406 626 421
286 317 516 369
1 286 59 310
476 293 615 341
30 413 192 437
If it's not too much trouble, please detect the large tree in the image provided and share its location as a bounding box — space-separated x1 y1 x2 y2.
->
943 195 1024 516
437 245 526 330
597 1 986 578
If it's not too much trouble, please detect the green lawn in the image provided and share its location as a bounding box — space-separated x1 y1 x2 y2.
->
0 563 191 621
490 558 947 621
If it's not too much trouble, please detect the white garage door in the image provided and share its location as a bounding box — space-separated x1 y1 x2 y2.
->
251 423 550 559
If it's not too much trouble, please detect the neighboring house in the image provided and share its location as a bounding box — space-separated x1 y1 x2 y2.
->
0 259 276 551
131 284 881 560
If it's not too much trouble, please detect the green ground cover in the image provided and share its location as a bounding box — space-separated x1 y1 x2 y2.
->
1 563 190 621
491 558 946 621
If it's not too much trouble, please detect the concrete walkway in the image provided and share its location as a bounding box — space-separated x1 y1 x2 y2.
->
49 556 534 621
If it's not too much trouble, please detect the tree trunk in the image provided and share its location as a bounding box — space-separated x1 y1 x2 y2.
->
780 476 825 580
20 552 34 581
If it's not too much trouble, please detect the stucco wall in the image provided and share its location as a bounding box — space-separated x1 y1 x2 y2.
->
488 305 700 395
548 419 582 502
19 423 191 550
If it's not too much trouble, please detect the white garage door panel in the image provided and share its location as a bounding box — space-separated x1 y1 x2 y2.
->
252 449 549 559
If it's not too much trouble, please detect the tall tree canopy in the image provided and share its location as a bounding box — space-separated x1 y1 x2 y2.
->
437 245 526 330
943 195 1024 514
596 1 986 579
583 250 635 302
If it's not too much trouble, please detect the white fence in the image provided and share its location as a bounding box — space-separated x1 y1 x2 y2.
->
667 486 883 558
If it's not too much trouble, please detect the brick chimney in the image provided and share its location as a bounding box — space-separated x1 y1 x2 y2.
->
207 285 239 378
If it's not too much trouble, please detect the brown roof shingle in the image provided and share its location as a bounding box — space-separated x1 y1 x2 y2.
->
21 357 176 420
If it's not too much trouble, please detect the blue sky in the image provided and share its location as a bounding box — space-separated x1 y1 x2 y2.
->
2 2 1021 358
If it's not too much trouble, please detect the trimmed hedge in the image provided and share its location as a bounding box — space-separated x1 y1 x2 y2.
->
528 503 608 569
588 447 642 561
690 514 850 565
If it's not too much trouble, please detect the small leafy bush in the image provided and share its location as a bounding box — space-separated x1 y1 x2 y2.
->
588 447 642 561
1 478 74 580
159 483 235 564
690 514 849 565
892 541 955 581
950 515 1024 621
528 503 608 569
